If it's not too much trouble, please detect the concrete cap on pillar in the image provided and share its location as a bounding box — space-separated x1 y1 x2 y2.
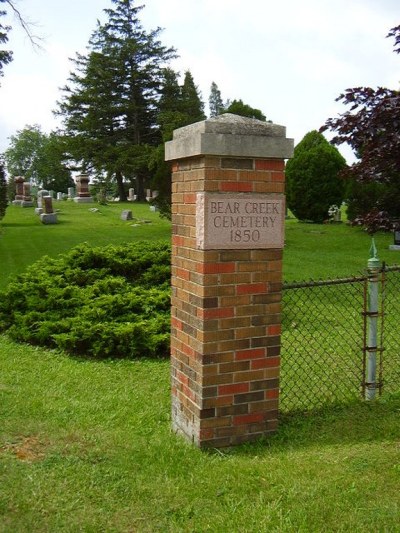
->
165 113 294 161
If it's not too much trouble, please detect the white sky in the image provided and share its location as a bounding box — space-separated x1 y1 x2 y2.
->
0 0 399 162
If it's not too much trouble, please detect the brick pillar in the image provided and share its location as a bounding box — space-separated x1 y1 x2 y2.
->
165 114 293 448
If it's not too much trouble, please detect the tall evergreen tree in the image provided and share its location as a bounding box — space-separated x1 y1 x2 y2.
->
209 81 225 117
56 0 176 200
180 70 206 124
150 69 205 218
157 68 186 141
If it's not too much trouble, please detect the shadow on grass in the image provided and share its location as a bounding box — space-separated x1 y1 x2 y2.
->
210 395 400 457
1 222 36 228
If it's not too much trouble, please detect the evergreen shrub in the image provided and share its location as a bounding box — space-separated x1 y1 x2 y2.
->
0 241 171 359
286 130 347 223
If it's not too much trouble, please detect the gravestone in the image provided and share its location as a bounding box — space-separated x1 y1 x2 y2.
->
21 182 34 207
40 195 58 224
74 173 93 203
128 188 137 202
36 190 49 214
57 192 63 201
389 229 400 251
165 114 293 448
67 187 75 200
12 176 25 205
121 210 133 221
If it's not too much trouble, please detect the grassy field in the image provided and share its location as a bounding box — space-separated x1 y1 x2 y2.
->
0 201 171 290
1 201 400 531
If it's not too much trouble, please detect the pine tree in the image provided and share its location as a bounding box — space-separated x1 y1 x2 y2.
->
209 81 225 117
56 0 176 200
180 70 206 124
150 69 205 218
157 68 186 141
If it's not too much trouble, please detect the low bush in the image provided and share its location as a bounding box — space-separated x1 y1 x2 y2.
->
0 241 171 358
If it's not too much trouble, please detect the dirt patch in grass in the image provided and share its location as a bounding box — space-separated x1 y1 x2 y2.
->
0 436 48 462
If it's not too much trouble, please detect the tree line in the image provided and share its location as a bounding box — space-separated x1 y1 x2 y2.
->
1 0 399 232
1 0 266 217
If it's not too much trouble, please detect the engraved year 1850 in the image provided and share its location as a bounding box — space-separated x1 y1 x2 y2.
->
230 229 261 243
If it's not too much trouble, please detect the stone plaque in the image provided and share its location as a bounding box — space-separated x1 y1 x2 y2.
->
196 192 285 250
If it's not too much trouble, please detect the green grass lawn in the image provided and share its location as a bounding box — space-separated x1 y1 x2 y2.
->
1 201 400 531
1 336 399 532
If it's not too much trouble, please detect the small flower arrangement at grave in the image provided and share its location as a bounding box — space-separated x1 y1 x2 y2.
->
328 204 341 223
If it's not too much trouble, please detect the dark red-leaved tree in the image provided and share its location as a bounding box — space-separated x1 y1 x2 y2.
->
321 25 400 234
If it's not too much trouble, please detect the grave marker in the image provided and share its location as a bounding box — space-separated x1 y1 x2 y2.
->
74 173 93 203
40 195 58 224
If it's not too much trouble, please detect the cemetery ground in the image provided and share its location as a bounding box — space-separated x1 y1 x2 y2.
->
1 202 399 531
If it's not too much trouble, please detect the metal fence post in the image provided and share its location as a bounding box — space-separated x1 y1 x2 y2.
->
365 238 381 400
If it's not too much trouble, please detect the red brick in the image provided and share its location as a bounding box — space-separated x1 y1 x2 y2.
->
199 428 215 439
184 193 196 203
175 268 190 280
233 413 264 426
267 324 282 336
266 389 279 399
271 171 285 182
197 307 235 319
176 371 189 386
171 317 183 331
172 235 185 246
255 159 285 171
251 356 280 370
237 283 268 295
218 383 249 395
235 348 266 361
197 262 236 274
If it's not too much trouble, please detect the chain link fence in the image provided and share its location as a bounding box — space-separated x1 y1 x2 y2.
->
280 265 400 413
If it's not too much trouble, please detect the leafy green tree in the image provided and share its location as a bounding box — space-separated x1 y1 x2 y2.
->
224 99 266 121
56 0 175 201
0 156 7 221
209 81 225 117
4 125 73 191
286 130 347 223
321 25 400 233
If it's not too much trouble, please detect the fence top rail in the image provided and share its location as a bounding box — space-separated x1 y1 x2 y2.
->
283 275 367 290
283 264 400 291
